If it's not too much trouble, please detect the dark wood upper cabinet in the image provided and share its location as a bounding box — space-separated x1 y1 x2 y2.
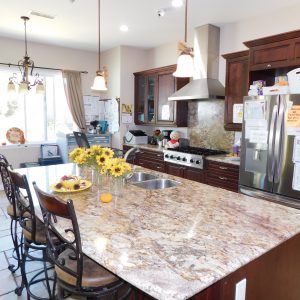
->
134 65 189 127
222 50 249 132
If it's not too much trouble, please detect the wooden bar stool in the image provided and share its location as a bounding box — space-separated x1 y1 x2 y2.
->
33 182 133 300
0 154 22 274
8 167 56 299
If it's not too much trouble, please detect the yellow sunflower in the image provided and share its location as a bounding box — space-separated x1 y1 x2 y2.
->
90 145 103 156
96 155 108 166
102 147 114 158
110 165 124 177
69 147 83 161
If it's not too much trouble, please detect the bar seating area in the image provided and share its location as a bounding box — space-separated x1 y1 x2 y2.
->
0 153 134 299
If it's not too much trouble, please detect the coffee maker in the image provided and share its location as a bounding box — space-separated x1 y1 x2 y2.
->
162 130 173 141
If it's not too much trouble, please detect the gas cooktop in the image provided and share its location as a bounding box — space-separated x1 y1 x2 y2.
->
167 147 227 156
163 147 227 169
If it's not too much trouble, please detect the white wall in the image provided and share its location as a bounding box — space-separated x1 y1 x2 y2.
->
219 2 300 85
0 36 97 94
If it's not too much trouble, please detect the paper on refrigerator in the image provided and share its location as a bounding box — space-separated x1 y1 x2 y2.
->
245 119 268 141
293 136 300 163
244 99 266 121
292 163 300 191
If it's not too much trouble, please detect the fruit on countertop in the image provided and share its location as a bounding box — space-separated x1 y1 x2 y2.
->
60 175 81 189
100 193 112 203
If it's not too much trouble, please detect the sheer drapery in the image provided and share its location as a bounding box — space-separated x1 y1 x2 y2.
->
62 70 86 132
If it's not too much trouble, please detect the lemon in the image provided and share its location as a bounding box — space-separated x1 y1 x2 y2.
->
100 193 112 203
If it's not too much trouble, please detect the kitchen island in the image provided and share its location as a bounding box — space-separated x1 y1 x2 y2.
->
19 163 300 300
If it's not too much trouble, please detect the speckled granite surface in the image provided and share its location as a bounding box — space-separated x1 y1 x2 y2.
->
18 164 300 300
123 143 164 152
205 155 240 166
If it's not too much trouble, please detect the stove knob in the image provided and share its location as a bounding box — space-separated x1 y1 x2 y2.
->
177 156 181 160
170 155 174 159
165 154 169 158
182 157 187 162
196 160 200 164
190 159 194 163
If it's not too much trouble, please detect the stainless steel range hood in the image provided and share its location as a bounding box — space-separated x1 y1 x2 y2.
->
168 24 225 101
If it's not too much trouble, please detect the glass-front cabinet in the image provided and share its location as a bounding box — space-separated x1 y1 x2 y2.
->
134 65 189 127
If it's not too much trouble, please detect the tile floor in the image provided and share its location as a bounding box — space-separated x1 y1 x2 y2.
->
0 191 82 300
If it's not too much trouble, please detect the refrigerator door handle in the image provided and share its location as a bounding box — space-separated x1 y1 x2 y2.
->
267 104 278 182
274 97 285 183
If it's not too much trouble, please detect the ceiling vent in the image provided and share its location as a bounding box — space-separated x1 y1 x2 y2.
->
30 11 55 20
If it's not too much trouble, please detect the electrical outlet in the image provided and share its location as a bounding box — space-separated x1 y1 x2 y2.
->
235 278 247 300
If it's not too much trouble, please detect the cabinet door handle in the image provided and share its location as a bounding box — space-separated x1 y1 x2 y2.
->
218 176 228 181
157 154 162 157
156 166 162 169
266 64 272 68
219 166 228 170
139 162 144 166
140 151 144 154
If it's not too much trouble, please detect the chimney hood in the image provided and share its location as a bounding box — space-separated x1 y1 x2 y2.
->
168 24 225 101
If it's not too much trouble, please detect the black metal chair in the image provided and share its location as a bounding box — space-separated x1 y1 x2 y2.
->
0 154 22 274
73 131 90 148
8 167 55 299
33 182 133 300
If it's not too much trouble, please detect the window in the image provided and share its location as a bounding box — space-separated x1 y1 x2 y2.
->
0 67 76 143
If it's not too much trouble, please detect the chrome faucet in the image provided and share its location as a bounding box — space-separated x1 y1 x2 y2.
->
124 147 140 162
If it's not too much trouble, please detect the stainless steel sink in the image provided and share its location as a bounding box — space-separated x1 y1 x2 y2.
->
127 172 158 182
132 179 181 190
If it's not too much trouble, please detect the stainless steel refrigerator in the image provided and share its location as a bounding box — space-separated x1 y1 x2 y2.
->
239 94 300 209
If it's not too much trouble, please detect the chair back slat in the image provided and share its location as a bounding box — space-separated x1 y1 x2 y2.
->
8 167 36 241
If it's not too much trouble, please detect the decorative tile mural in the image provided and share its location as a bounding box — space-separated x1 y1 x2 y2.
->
188 100 234 150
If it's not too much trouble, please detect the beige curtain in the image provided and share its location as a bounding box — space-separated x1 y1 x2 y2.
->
62 70 86 132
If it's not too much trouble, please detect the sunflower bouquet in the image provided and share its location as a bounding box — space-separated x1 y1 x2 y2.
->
105 158 132 178
69 145 114 172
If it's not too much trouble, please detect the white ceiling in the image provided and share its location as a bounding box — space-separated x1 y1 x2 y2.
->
0 0 300 52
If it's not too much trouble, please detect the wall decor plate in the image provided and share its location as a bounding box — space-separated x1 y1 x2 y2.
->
6 127 25 144
50 180 92 193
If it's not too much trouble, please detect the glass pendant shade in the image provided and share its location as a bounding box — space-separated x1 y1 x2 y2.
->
173 53 194 77
7 81 16 94
19 82 29 94
91 73 107 91
36 82 45 95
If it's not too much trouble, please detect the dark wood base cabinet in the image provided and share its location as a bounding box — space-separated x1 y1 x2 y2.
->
132 233 300 300
165 163 206 183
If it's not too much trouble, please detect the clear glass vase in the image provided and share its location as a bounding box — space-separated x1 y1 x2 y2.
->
77 165 88 179
110 177 124 197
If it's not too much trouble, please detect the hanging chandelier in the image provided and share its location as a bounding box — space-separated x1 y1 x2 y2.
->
91 0 107 91
7 16 45 95
173 0 194 78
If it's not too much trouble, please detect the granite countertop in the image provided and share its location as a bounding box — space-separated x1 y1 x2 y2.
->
21 163 300 300
205 154 240 166
123 143 164 153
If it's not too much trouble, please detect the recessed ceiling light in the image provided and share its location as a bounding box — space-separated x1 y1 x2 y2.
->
120 25 129 32
172 0 183 8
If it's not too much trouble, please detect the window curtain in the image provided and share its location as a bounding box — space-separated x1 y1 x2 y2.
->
62 70 86 132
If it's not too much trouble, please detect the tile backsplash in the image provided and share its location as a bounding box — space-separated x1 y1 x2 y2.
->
188 100 234 150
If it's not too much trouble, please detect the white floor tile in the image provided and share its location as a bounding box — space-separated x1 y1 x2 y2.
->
0 268 17 295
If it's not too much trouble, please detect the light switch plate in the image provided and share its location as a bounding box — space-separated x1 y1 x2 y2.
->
235 278 247 300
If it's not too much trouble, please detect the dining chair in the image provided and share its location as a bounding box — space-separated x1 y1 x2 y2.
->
0 154 22 274
73 131 90 148
33 182 133 300
8 167 56 299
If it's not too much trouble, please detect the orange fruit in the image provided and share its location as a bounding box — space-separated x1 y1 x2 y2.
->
100 193 112 203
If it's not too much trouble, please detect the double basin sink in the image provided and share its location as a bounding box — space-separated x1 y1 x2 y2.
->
128 172 181 190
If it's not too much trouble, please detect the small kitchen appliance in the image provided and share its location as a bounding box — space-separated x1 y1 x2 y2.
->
163 147 227 169
124 130 148 145
162 130 173 141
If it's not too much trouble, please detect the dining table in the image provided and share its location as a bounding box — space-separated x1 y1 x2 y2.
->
16 163 300 300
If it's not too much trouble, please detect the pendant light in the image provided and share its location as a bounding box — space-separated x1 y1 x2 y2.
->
8 16 45 94
173 0 194 78
91 0 107 91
